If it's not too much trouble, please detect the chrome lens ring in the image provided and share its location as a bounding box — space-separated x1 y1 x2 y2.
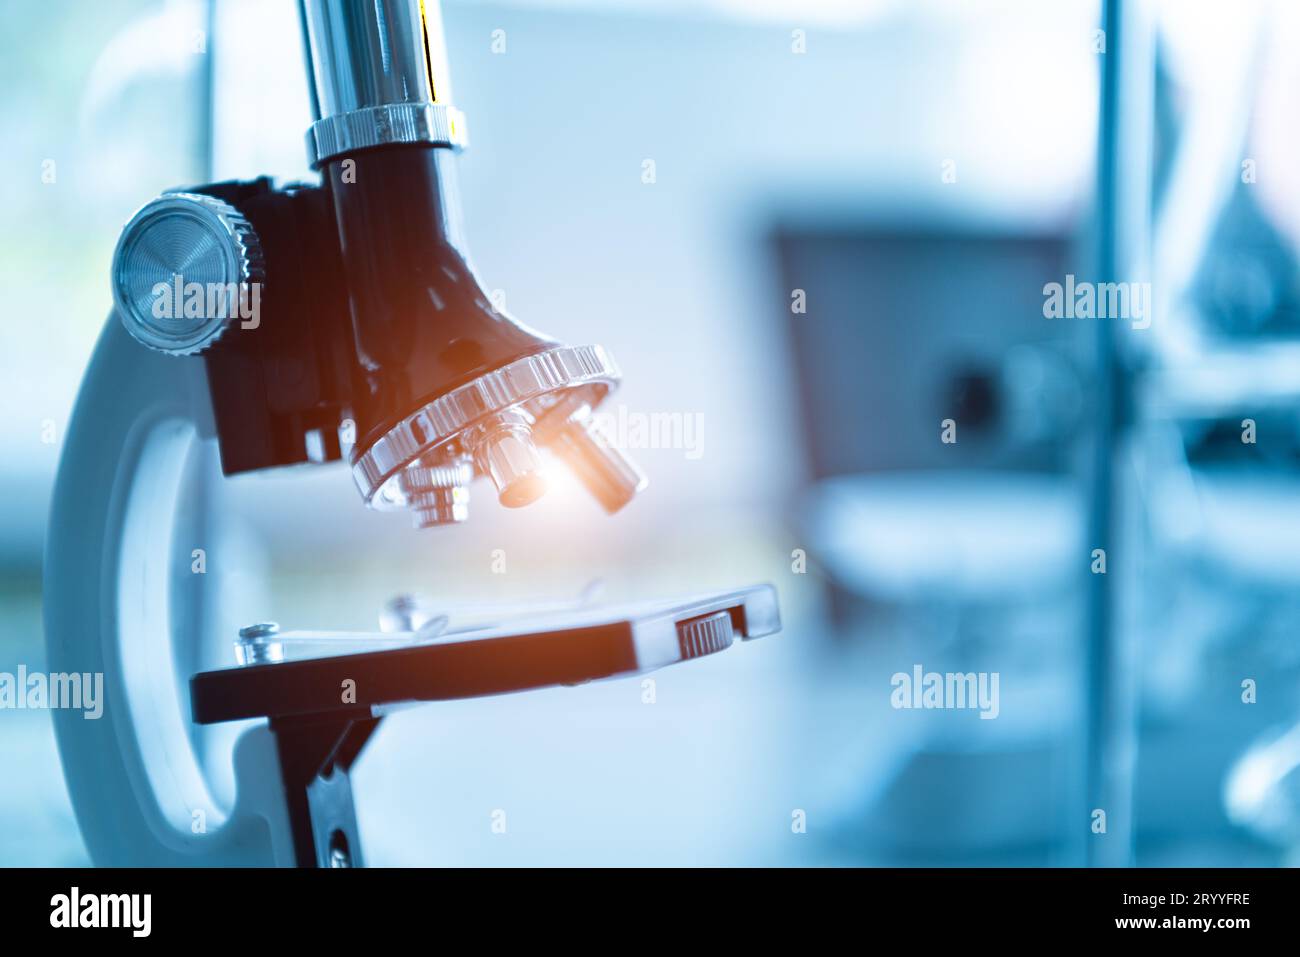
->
306 102 468 168
353 344 621 508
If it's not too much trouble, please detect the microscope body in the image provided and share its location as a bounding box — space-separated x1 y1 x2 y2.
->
43 0 776 867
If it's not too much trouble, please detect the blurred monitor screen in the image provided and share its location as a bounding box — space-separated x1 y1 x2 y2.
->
774 227 1075 480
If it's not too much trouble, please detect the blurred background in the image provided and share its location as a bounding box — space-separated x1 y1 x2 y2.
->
5 0 1300 866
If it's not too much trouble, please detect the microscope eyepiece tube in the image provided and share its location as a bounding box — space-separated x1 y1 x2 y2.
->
299 0 453 119
299 0 466 166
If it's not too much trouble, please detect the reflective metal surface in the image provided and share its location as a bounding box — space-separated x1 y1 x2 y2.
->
306 101 467 167
299 0 454 120
236 622 283 666
398 459 472 527
543 413 648 514
353 344 621 507
470 411 548 508
112 192 264 356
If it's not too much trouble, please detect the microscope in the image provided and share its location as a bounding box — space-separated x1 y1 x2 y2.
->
43 0 778 867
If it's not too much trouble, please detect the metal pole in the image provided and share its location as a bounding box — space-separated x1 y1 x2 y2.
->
1083 0 1153 868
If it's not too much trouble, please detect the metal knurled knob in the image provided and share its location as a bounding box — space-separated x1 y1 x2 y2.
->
676 611 735 660
111 192 265 356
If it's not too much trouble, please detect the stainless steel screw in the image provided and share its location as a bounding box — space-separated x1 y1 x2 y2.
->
238 622 280 640
236 621 283 666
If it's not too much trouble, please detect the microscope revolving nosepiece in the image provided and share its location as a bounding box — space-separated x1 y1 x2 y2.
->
353 344 643 524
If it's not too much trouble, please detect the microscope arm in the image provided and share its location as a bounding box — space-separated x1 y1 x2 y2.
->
43 315 292 865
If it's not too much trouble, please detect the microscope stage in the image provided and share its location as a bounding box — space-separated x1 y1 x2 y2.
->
190 584 779 725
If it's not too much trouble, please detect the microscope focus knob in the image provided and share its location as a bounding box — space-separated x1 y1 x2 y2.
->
111 192 265 356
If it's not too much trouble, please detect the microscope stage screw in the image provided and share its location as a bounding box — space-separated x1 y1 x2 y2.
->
235 622 283 666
